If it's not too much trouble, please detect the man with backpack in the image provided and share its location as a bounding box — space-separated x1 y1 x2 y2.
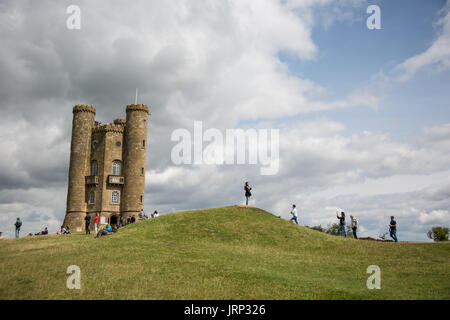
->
350 214 358 239
14 217 22 238
85 214 91 235
336 211 347 237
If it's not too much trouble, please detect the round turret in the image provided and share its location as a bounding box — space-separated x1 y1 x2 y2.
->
64 104 96 232
120 104 149 219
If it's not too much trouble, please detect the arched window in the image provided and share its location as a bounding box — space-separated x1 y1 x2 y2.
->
112 161 121 175
111 191 119 204
89 191 95 204
91 161 98 176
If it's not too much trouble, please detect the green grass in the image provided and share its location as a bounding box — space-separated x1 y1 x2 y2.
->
0 205 449 299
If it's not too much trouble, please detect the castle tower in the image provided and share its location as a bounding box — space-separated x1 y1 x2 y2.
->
64 104 96 232
120 104 149 220
64 103 149 232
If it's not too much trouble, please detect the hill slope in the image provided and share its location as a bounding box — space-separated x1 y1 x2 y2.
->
0 206 449 299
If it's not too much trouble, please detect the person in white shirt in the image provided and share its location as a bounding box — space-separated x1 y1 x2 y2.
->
290 204 298 225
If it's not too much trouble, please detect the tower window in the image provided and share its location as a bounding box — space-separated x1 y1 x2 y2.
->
112 191 120 204
89 191 95 204
141 168 144 175
112 161 122 175
140 195 143 203
91 161 98 176
142 140 146 148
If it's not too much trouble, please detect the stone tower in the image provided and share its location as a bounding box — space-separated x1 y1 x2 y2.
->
121 104 149 220
63 103 149 232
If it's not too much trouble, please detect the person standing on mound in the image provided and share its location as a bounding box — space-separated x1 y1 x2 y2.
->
14 217 22 238
84 213 91 235
350 214 358 239
389 216 398 242
336 211 347 237
94 213 99 235
244 181 252 205
290 204 299 225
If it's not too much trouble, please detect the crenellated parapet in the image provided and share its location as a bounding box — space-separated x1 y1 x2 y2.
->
92 123 124 134
114 118 126 126
126 103 149 114
73 104 96 115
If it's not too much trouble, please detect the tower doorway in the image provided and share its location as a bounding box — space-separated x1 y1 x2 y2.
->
110 215 118 226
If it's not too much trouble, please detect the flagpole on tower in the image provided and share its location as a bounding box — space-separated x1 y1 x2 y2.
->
134 88 138 104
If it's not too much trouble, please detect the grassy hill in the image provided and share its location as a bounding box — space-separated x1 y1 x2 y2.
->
0 205 449 299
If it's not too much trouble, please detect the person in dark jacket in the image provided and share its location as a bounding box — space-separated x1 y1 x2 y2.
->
85 214 91 235
14 217 22 238
336 211 347 237
244 182 252 206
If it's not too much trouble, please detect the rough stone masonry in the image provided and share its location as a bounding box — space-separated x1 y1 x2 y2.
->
63 103 149 232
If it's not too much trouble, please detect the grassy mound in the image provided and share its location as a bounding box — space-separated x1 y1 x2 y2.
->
0 206 449 299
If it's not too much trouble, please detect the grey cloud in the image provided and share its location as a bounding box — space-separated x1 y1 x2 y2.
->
1 0 449 242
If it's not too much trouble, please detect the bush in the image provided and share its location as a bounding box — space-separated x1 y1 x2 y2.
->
427 226 449 242
309 225 325 232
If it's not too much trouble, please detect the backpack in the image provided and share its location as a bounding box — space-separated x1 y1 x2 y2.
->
15 220 22 228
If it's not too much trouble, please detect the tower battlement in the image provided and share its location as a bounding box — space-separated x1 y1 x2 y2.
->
126 103 149 114
92 123 125 134
73 104 96 114
64 103 149 232
114 118 126 126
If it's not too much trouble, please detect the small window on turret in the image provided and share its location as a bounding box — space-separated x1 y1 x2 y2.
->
142 140 146 148
140 195 143 203
141 168 144 175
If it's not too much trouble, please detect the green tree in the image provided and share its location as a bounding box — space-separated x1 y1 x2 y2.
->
427 226 449 242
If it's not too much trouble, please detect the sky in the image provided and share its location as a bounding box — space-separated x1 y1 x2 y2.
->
0 0 449 241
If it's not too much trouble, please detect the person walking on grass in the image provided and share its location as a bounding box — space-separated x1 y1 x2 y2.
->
336 211 347 237
14 217 22 238
350 214 358 239
85 214 91 235
290 204 299 225
244 181 252 205
94 213 99 235
389 216 398 242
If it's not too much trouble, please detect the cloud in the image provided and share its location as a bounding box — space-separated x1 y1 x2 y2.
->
0 0 448 242
395 2 450 81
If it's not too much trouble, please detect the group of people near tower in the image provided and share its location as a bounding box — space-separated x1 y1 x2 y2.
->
244 181 399 242
83 209 160 238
